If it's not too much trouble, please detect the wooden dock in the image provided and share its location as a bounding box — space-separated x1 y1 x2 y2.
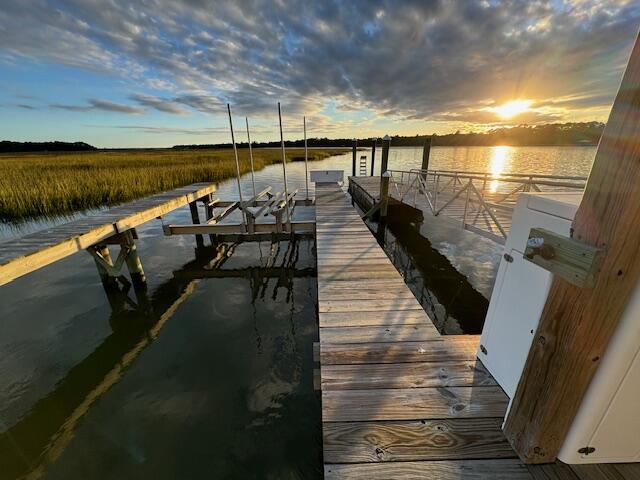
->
0 183 215 286
314 181 638 479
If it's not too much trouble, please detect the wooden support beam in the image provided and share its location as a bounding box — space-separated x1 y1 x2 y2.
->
421 136 431 172
189 201 204 248
92 245 119 293
122 230 146 291
352 139 357 177
380 135 390 177
504 32 640 463
370 139 376 176
164 221 316 235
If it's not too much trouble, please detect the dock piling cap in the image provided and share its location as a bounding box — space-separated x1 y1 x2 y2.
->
382 171 391 177
383 135 390 141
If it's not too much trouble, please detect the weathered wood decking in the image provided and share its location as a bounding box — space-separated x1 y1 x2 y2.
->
314 181 639 479
0 183 215 285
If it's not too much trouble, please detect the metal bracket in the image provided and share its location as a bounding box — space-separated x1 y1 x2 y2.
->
524 228 604 288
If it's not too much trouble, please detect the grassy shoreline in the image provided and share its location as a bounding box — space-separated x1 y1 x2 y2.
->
0 148 347 223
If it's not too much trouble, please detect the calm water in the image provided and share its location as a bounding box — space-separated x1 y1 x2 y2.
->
0 146 595 478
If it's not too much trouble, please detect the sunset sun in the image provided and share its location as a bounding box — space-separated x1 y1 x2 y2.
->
493 99 533 119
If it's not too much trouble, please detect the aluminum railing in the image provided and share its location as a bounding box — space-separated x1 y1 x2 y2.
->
387 169 587 244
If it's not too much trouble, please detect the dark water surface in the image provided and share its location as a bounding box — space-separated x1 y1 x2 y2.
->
0 218 320 480
368 215 502 335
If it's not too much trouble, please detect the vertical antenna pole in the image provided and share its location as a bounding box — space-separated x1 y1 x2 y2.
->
304 116 309 200
227 104 247 231
277 102 291 230
244 117 256 198
245 117 257 199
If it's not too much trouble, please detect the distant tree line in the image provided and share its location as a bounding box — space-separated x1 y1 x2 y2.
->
0 122 604 153
174 122 604 149
0 141 97 153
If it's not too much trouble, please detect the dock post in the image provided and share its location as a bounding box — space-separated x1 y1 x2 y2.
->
92 245 126 313
380 135 390 174
351 139 357 177
421 136 431 172
93 245 119 293
370 139 376 176
123 230 147 291
189 201 205 248
204 193 216 245
421 137 431 192
503 31 640 463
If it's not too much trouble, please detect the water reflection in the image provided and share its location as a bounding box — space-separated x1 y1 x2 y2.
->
0 239 319 480
371 219 490 334
488 146 511 192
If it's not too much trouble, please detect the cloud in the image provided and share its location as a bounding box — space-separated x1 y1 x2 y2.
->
1 0 638 130
130 93 187 114
51 99 144 114
93 125 228 135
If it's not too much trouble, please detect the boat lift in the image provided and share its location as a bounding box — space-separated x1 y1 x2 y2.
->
162 103 316 242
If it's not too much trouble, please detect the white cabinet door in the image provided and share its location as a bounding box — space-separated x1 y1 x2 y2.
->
479 249 552 397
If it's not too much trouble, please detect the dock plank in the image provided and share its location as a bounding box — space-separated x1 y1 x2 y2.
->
323 418 515 463
319 325 439 344
324 459 532 479
319 339 479 364
318 298 425 313
319 310 431 327
322 386 509 421
320 360 495 390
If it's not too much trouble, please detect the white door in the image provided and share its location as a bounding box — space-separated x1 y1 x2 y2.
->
479 248 552 397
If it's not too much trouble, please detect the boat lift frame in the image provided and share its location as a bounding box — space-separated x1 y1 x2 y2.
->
163 103 316 242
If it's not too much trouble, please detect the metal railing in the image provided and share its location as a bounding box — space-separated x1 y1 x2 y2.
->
387 169 587 244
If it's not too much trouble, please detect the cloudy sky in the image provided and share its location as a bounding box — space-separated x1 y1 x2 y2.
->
0 0 638 147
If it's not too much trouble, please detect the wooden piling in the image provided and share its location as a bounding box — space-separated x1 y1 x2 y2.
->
370 139 376 176
503 31 640 464
189 201 205 248
93 245 118 292
380 135 390 175
351 139 357 177
123 230 146 290
421 137 431 172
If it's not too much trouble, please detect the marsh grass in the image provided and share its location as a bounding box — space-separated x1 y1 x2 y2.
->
0 148 346 222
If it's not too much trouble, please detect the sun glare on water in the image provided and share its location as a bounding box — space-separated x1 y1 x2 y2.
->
493 100 532 119
488 145 512 192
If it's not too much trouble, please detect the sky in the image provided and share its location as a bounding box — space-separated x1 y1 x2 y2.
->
0 0 638 148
